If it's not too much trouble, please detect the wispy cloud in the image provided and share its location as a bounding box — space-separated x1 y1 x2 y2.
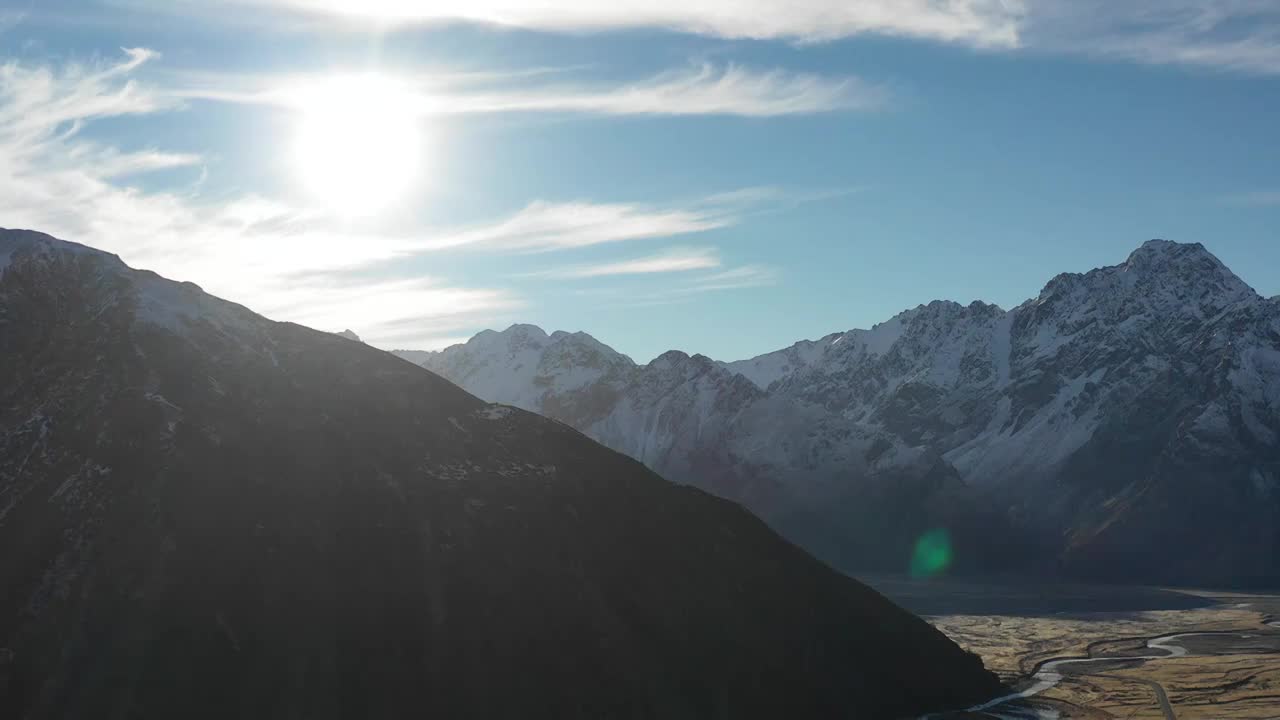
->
1221 189 1280 207
250 276 523 339
1020 1 1280 74
416 199 739 254
176 62 885 118
132 0 1025 48
572 263 779 309
447 63 885 116
523 247 721 279
686 264 778 291
0 48 517 347
286 191 777 287
144 0 1280 75
0 49 784 346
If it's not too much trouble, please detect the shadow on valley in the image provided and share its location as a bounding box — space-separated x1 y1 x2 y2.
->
865 576 1216 618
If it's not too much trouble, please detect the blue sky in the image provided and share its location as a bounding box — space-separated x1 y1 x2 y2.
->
2 0 1279 362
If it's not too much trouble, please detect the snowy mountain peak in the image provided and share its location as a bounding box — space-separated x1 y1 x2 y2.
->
902 299 1004 326
1030 239 1258 323
1 227 263 339
1 228 109 272
463 323 552 352
1124 239 1244 286
399 324 636 414
649 349 693 370
503 323 550 339
429 324 635 367
1127 237 1208 262
553 330 632 359
968 299 1004 314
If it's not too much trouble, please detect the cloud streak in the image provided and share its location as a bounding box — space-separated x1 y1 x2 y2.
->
146 0 1280 75
442 63 885 116
176 62 885 118
0 49 782 346
1222 189 1280 207
139 0 1025 48
416 199 740 254
0 49 517 347
1023 1 1280 75
571 263 779 309
524 247 721 279
685 264 778 291
287 190 778 287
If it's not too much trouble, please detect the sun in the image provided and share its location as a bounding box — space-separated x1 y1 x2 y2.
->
292 75 422 217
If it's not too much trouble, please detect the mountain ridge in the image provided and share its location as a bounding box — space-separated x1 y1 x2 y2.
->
400 239 1280 586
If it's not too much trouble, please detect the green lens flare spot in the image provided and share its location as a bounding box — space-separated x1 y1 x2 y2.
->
910 528 952 578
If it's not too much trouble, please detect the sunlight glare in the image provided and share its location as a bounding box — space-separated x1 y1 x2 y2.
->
292 74 422 217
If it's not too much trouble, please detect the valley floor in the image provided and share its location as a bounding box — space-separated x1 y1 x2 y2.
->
869 578 1280 719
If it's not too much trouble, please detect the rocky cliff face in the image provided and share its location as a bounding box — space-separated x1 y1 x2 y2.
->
0 229 1003 719
408 241 1280 586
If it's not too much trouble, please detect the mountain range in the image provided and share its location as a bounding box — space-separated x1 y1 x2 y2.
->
0 228 1001 718
402 240 1280 587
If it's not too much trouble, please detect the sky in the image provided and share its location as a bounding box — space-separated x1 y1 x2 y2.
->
2 0 1279 362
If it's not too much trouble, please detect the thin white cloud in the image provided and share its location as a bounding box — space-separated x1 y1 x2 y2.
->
135 0 1280 75
77 147 203 178
130 0 1026 48
438 64 885 116
0 47 172 155
284 187 790 288
175 62 885 118
524 247 721 279
417 200 737 254
573 263 780 309
0 48 517 348
687 264 778 291
0 49 783 347
1021 1 1280 74
286 192 773 285
1222 189 1280 207
254 276 523 338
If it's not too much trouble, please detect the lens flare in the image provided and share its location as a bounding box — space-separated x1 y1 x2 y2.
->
910 528 953 578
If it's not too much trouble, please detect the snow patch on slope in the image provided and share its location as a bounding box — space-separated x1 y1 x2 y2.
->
945 369 1106 485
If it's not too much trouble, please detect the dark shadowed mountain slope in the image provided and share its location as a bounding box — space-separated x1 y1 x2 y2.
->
0 229 1001 719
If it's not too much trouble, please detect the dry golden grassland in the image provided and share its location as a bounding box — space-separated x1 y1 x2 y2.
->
872 579 1280 719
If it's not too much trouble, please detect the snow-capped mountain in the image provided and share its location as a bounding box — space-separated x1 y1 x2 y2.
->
409 323 1026 575
749 240 1280 584
402 240 1280 586
0 228 1002 719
